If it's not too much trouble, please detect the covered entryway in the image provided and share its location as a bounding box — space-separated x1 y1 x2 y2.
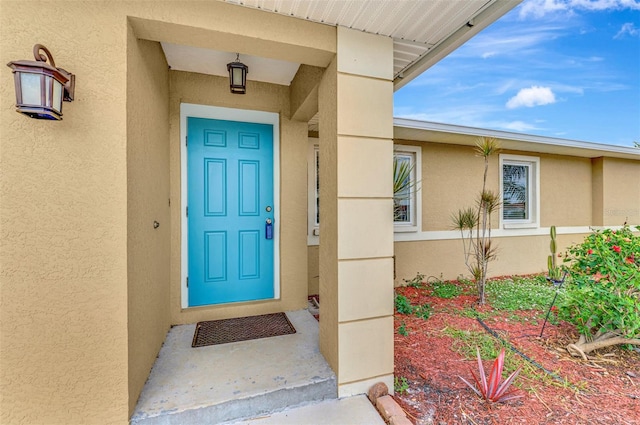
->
2 1 523 424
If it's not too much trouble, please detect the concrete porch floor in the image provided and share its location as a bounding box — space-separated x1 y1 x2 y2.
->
130 310 338 424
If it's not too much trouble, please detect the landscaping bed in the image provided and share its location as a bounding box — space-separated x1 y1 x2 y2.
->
393 276 640 425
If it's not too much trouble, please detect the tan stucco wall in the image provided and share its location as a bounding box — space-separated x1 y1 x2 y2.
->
126 34 171 414
1 1 335 423
395 141 594 232
539 153 591 227
592 157 605 225
1 3 129 424
601 157 640 226
416 141 500 232
393 233 588 283
308 140 632 290
168 71 309 324
308 245 320 294
318 57 340 377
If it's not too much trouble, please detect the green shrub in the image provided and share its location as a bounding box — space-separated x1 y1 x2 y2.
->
432 282 462 299
395 294 414 315
559 225 640 356
395 293 431 320
413 303 432 320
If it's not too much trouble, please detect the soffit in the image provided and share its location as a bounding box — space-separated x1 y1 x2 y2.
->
162 43 301 85
224 0 512 84
160 1 518 88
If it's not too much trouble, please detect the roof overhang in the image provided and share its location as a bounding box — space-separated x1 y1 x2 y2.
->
215 0 521 89
394 118 640 160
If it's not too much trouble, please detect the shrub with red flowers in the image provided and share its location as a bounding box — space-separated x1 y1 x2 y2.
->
559 225 640 358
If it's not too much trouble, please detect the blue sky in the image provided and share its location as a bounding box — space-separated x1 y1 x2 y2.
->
394 0 640 147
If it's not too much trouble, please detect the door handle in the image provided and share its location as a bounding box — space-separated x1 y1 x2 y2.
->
265 218 273 240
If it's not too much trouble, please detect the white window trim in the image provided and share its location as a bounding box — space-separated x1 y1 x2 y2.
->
393 144 421 233
307 139 320 245
499 154 540 230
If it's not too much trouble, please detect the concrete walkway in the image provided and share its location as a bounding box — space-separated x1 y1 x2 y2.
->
225 395 386 425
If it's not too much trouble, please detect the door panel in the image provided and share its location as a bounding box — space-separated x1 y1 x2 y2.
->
188 117 274 306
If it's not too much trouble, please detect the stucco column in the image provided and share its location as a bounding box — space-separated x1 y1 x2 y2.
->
319 27 395 397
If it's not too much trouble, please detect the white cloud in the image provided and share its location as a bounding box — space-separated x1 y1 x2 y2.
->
615 22 640 38
519 0 569 18
519 0 640 19
506 86 557 109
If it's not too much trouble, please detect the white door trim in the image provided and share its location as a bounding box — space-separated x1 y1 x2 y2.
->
180 103 281 309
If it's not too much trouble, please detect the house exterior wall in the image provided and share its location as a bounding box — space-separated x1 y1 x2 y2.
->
126 34 171 415
600 157 640 226
539 153 592 227
168 71 309 324
391 143 615 283
592 157 605 225
1 3 130 424
1 1 334 424
308 245 320 294
307 140 637 288
393 233 587 282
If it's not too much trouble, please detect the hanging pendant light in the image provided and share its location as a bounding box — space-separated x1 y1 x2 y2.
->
227 53 248 94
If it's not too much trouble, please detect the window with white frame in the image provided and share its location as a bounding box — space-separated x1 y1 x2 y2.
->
307 141 421 238
500 154 540 228
393 145 421 232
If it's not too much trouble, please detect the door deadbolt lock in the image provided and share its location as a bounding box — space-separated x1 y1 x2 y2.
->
266 206 272 212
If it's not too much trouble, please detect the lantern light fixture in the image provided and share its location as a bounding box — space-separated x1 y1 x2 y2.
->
226 53 248 94
6 44 75 120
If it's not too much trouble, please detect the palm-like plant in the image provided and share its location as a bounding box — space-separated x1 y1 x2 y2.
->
452 137 501 304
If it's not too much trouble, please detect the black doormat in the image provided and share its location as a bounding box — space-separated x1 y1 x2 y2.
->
191 312 296 348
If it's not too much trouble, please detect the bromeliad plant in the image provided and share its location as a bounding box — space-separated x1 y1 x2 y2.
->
559 225 640 358
459 348 523 404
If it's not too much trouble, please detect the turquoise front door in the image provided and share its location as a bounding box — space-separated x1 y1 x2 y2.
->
187 117 275 306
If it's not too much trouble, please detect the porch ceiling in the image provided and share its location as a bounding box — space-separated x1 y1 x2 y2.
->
161 0 520 89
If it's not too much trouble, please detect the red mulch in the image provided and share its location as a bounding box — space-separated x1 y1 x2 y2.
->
393 280 640 425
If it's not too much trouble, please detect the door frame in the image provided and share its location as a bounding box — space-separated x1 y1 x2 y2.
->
180 103 281 308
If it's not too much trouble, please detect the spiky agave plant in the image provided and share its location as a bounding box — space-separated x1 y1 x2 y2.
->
459 348 523 404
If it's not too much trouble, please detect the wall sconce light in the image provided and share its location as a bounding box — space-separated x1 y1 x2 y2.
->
6 44 75 120
226 53 248 94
